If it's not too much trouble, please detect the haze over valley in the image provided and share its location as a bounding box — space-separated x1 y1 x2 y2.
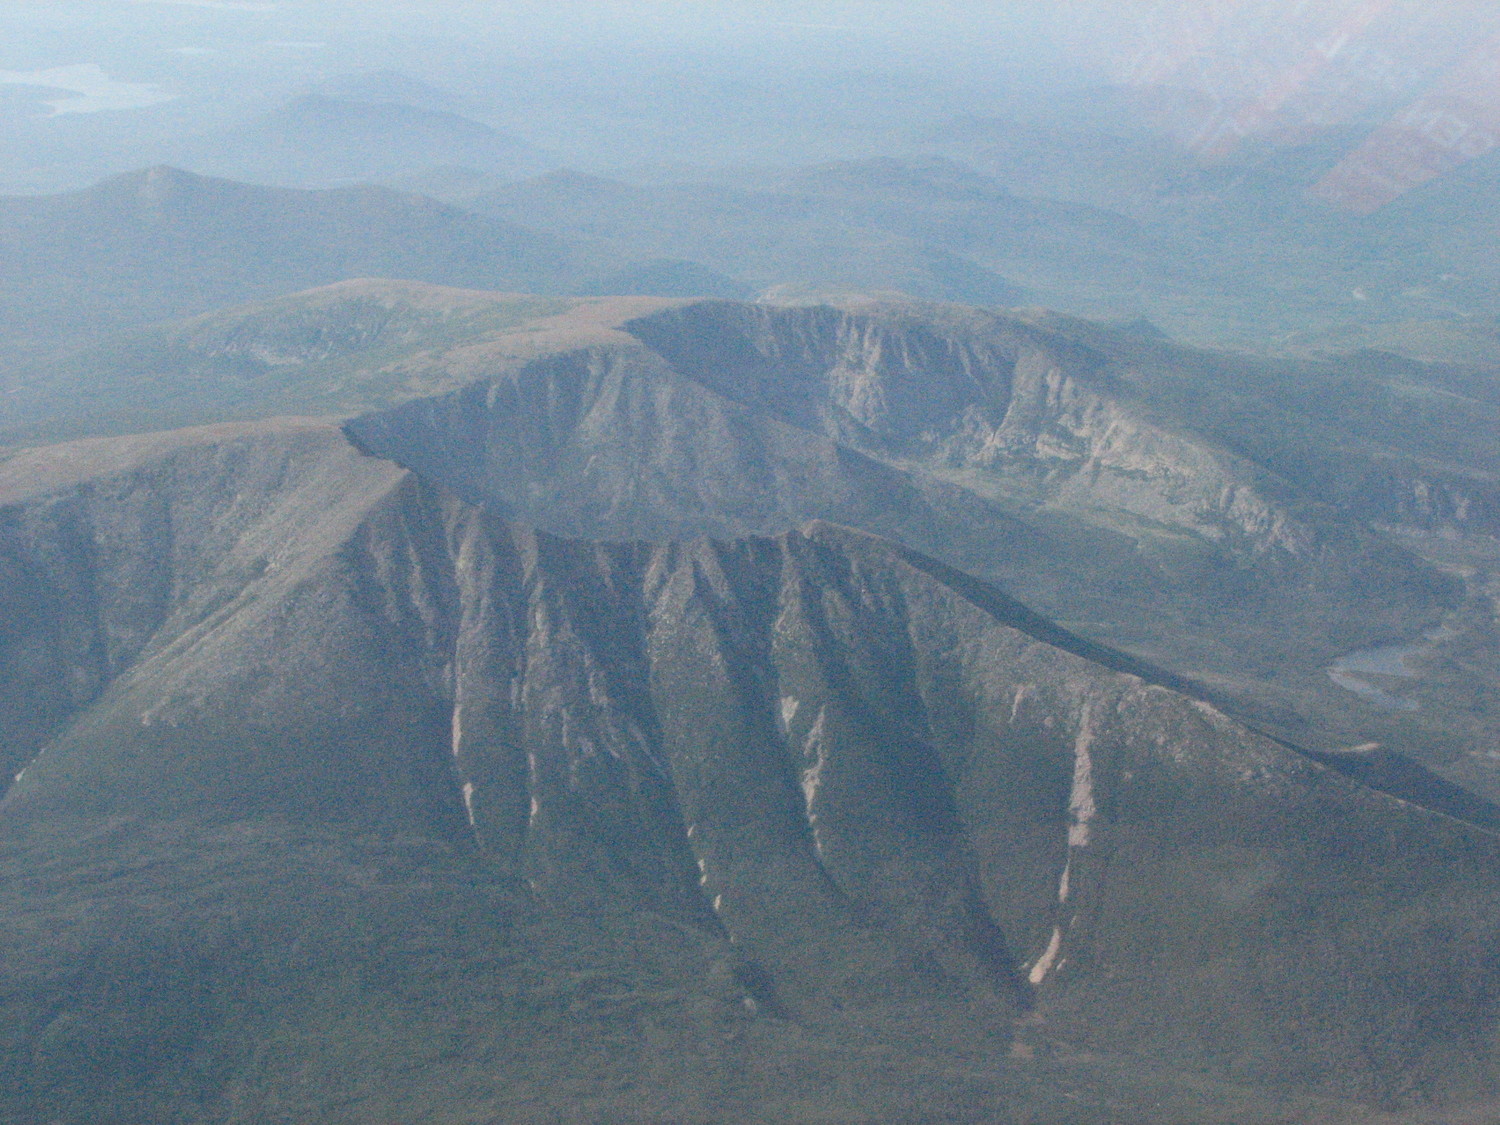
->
6 4 1500 1123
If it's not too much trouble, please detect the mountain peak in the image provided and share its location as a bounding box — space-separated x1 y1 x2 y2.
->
82 165 270 214
116 164 209 199
312 69 461 113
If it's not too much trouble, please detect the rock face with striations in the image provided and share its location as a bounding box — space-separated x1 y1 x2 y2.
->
6 284 1473 763
347 299 1458 756
3 419 1500 1122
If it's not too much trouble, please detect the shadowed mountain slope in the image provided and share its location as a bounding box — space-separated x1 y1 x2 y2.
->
5 420 1500 1122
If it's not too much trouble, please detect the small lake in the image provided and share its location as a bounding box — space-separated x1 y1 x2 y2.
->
1327 625 1457 711
0 64 174 115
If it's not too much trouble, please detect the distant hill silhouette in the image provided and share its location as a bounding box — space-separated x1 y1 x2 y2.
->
166 93 550 188
0 166 569 347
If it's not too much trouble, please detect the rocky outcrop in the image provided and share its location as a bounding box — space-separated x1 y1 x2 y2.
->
1353 463 1500 538
168 280 507 367
627 301 1319 555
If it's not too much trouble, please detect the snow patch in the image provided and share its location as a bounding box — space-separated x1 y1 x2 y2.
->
1067 702 1098 847
1035 703 1100 970
780 695 800 730
526 750 540 828
801 708 829 858
1028 926 1064 985
801 709 828 800
461 782 477 828
801 754 826 809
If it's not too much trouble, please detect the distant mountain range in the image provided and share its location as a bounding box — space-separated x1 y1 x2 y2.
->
466 162 1043 309
16 155 1500 371
464 153 1444 348
0 166 568 350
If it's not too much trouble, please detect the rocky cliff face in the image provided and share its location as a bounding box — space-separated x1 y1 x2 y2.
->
1348 462 1500 538
4 420 1500 1122
627 301 1318 555
349 300 1458 759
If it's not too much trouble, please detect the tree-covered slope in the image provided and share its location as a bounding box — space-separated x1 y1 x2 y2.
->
3 420 1500 1121
0 168 569 351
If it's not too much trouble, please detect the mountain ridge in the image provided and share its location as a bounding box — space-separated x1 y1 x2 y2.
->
6 417 1500 1120
0 168 569 350
8 279 1487 785
162 92 550 189
346 298 1472 769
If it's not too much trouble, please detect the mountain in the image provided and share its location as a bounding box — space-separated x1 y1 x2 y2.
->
5 417 1500 1122
164 94 550 190
464 133 1500 351
0 168 569 351
0 281 677 442
464 155 1332 348
346 297 1497 781
10 284 1495 793
314 71 467 115
468 164 1031 309
920 106 1500 350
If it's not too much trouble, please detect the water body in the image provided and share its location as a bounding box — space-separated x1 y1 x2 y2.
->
0 64 174 115
1327 625 1457 711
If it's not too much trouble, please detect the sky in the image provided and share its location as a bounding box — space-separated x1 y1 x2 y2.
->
0 2 1094 82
